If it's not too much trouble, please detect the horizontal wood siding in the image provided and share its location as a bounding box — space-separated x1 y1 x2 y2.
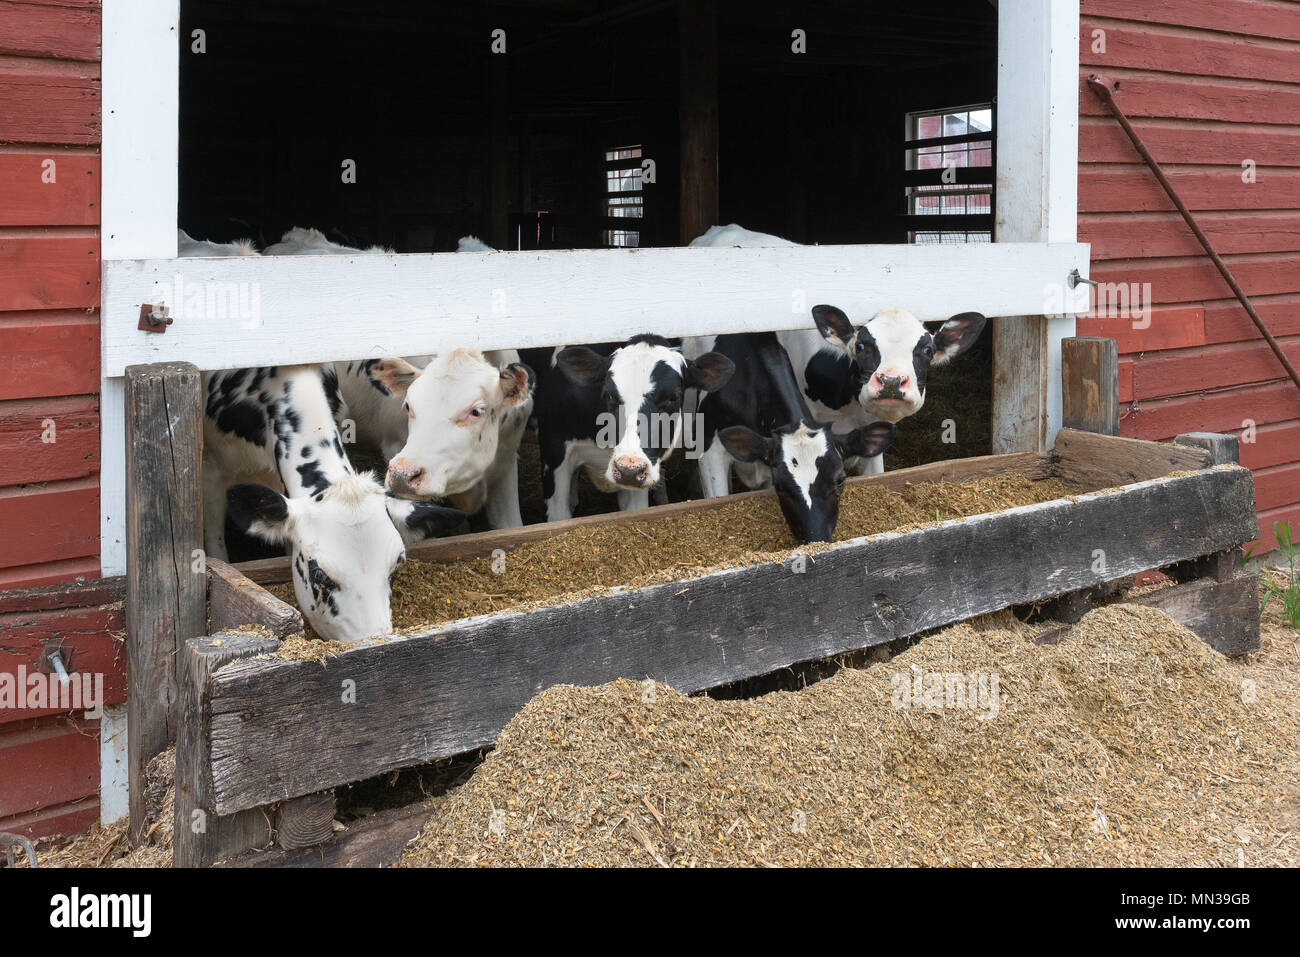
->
1079 0 1300 552
0 0 106 841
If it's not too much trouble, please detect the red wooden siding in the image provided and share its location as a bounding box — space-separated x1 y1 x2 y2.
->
1079 0 1300 553
0 0 107 840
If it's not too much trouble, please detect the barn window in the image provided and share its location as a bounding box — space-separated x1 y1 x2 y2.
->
904 105 994 244
604 145 644 248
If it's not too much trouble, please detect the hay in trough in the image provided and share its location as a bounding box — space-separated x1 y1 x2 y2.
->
266 474 1077 640
398 604 1300 868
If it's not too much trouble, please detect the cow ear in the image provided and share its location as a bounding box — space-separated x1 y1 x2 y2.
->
385 497 467 544
555 346 612 387
812 304 857 351
834 421 897 460
685 352 735 392
931 312 987 366
370 357 421 398
719 425 775 465
227 483 293 544
498 362 534 406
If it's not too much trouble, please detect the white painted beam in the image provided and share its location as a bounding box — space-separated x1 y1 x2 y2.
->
103 242 1088 375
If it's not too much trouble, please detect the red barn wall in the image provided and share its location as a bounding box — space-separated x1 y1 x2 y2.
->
0 0 113 840
1078 0 1300 551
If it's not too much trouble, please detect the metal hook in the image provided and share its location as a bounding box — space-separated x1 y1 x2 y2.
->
1068 269 1098 289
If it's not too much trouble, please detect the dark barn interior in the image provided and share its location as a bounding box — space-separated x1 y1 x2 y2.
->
178 0 998 533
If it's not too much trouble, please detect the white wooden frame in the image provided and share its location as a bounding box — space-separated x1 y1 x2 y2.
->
97 0 1084 819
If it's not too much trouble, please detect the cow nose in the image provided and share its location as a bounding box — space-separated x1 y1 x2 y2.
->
873 372 910 396
386 463 425 495
612 456 649 485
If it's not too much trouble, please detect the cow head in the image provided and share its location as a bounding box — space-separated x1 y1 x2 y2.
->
556 335 734 490
719 421 896 543
227 474 463 643
383 350 534 499
812 305 986 423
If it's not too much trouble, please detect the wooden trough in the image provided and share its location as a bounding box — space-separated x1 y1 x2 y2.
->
171 425 1259 867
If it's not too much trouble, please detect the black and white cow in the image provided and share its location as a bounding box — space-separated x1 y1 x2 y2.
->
688 224 987 474
180 230 463 642
202 365 464 643
537 334 734 521
697 332 897 543
337 351 534 528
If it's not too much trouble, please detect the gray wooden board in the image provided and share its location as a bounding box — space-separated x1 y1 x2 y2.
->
201 465 1257 815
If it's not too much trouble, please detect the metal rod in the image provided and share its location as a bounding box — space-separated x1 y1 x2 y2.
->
1086 73 1300 395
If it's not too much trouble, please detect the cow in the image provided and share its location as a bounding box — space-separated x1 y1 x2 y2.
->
202 364 464 643
537 334 734 522
299 233 534 529
339 351 534 529
177 229 259 257
696 332 896 543
180 231 463 642
261 226 394 256
688 224 987 474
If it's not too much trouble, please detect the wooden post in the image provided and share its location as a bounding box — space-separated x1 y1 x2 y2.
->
1061 336 1120 435
125 361 204 846
174 632 279 867
679 0 718 244
1171 432 1247 583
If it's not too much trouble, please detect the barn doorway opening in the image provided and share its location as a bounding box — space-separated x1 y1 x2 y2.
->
177 0 998 523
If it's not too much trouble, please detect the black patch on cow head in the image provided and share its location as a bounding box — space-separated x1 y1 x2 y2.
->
227 483 290 543
305 557 341 618
402 501 468 540
803 350 863 412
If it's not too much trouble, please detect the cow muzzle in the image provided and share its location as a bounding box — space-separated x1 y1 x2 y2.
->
385 463 427 499
609 455 652 488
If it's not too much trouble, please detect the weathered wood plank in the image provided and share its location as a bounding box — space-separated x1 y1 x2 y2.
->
204 466 1257 814
1175 431 1240 467
217 801 434 869
207 558 302 637
1062 337 1119 436
126 361 204 846
1052 427 1211 489
173 632 280 868
236 450 1052 585
1037 573 1260 657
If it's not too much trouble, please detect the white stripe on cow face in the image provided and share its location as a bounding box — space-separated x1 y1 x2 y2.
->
604 342 687 488
778 425 831 510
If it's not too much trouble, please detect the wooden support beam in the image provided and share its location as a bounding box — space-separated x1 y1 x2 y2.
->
1062 337 1119 436
276 791 337 850
1175 431 1240 466
678 0 718 244
174 631 280 867
125 361 204 846
219 801 434 869
1051 427 1211 489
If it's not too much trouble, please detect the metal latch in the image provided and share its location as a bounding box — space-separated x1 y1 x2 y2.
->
138 302 173 333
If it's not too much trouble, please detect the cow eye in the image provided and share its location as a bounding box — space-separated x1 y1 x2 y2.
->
404 401 414 420
920 343 935 359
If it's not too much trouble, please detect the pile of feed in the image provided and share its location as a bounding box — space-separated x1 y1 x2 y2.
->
398 604 1300 867
276 474 1080 637
37 748 175 868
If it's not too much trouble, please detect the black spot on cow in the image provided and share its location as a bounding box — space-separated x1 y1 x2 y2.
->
803 350 862 412
306 557 341 617
297 459 330 496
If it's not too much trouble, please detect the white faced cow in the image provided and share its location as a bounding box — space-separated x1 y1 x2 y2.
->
537 334 734 522
697 332 896 543
288 232 534 529
182 231 463 643
337 350 534 528
202 365 464 643
688 224 987 474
